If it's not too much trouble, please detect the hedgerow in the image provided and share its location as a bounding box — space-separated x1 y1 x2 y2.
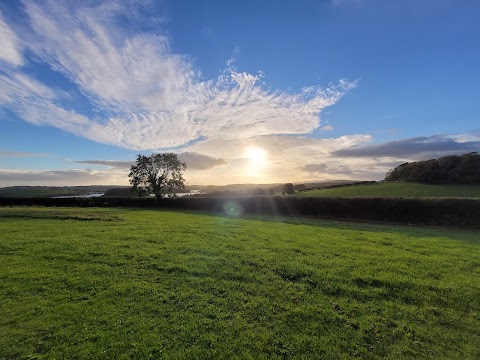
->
1 196 479 228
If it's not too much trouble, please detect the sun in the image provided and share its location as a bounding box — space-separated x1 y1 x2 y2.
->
246 147 267 166
246 147 267 167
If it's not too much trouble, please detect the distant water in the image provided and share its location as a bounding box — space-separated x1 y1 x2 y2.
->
155 190 203 198
53 190 202 199
53 193 104 199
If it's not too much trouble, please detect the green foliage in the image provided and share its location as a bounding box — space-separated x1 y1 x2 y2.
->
103 187 135 197
129 153 186 199
298 182 480 199
0 207 479 358
385 152 480 184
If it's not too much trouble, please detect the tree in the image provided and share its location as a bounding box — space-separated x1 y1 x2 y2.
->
283 183 294 194
384 152 480 184
129 153 186 199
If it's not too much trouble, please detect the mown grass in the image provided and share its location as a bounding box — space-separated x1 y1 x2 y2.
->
297 182 480 198
1 207 479 359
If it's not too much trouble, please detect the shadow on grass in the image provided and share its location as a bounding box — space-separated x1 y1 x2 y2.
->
118 206 480 243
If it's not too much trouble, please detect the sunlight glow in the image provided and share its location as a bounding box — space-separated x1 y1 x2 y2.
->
246 148 267 167
244 148 268 177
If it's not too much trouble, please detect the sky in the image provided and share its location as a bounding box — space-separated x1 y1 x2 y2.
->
0 0 479 187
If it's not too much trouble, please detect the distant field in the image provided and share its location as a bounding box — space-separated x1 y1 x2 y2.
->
298 182 480 198
1 207 479 358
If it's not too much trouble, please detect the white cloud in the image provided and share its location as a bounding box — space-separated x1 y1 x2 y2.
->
184 134 372 160
66 133 381 185
25 1 194 111
319 125 334 131
177 152 228 170
179 134 376 183
302 163 353 175
0 12 23 66
0 72 55 106
7 130 466 185
0 1 356 150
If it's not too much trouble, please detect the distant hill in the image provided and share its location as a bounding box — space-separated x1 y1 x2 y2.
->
187 180 365 195
0 186 122 198
0 180 368 198
385 152 480 184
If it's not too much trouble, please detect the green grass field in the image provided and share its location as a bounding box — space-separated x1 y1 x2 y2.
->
1 207 479 359
298 182 480 198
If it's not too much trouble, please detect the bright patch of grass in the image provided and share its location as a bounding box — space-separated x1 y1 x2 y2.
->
298 182 480 198
1 207 479 358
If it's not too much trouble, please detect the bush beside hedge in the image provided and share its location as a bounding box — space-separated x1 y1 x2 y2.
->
1 196 479 228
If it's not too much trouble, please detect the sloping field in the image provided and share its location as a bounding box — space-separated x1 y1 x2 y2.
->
298 182 480 198
1 207 479 358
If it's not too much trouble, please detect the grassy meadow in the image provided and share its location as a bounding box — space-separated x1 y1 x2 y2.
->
1 207 479 358
298 182 480 198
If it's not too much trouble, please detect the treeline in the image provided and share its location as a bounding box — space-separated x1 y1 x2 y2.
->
209 188 276 196
104 188 135 197
385 152 480 184
0 185 115 198
1 196 479 228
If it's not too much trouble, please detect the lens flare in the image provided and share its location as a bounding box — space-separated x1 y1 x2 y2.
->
223 201 242 217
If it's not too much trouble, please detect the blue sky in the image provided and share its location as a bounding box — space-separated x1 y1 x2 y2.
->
0 0 479 186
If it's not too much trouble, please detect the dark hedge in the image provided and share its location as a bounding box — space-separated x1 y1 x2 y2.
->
1 196 480 228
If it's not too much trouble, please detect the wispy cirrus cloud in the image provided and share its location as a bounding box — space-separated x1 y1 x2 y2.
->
0 0 356 150
0 11 23 66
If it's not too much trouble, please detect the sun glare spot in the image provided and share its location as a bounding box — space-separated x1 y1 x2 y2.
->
244 147 268 177
246 147 267 167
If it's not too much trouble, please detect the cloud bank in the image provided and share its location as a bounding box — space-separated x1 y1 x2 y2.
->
0 1 355 150
0 149 49 157
333 134 480 159
2 131 476 186
0 168 121 185
74 152 227 170
302 163 353 175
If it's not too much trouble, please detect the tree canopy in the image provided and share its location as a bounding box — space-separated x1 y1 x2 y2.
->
385 152 480 184
283 183 294 194
129 153 186 199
